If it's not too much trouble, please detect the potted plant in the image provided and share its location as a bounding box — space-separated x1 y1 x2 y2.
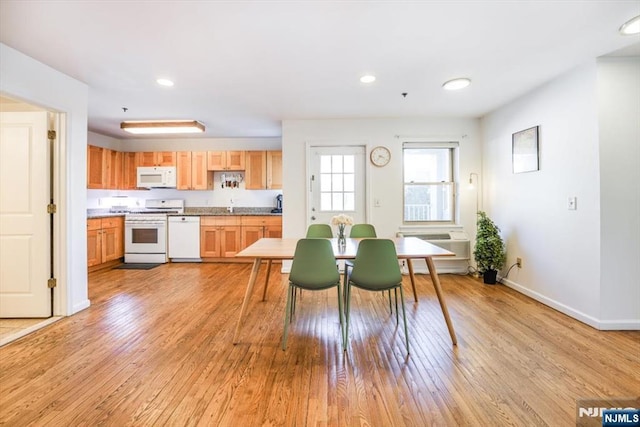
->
473 211 506 284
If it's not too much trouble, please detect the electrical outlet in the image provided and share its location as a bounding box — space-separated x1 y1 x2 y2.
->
516 257 522 268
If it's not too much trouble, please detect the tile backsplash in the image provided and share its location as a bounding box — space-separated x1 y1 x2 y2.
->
87 188 282 210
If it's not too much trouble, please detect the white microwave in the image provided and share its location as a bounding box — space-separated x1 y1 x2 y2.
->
137 166 177 188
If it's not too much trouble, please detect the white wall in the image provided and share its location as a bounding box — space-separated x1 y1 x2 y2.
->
87 132 282 209
281 118 481 240
597 57 640 327
1 43 89 315
481 58 639 329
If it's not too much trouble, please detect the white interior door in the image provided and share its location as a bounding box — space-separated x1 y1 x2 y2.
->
308 146 366 234
0 111 51 317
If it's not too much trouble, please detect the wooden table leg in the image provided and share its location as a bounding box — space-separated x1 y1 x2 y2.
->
233 257 262 344
424 256 457 345
261 259 273 301
406 258 418 302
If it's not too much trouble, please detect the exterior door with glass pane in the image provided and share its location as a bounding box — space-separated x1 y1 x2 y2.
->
308 146 366 233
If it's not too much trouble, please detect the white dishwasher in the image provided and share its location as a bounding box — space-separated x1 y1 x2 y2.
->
168 216 201 262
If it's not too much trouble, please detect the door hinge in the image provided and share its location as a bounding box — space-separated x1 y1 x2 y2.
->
47 204 57 214
48 130 56 140
47 278 57 288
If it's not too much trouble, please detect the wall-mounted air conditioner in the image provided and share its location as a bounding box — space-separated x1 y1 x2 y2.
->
396 230 471 274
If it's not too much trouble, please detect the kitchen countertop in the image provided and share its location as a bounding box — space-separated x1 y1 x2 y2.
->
87 207 282 219
87 210 127 219
180 207 281 216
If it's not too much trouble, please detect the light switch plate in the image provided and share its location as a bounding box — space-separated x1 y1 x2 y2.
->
568 196 577 210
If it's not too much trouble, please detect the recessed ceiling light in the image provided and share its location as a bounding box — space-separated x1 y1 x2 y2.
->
442 78 471 90
156 78 174 87
619 15 640 35
360 75 376 83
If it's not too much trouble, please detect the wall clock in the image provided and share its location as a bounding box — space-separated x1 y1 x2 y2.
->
370 146 391 167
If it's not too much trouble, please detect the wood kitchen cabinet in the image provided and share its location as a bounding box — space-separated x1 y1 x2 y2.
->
200 216 242 258
137 151 176 167
207 151 245 171
88 146 123 190
87 217 124 270
177 151 212 190
244 151 283 190
241 216 282 249
266 151 282 190
87 145 106 189
176 152 192 190
121 152 138 189
105 149 122 189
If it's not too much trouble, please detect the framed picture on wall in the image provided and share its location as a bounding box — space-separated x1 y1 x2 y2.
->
512 126 539 173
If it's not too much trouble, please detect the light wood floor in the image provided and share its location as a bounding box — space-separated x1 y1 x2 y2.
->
1 263 638 426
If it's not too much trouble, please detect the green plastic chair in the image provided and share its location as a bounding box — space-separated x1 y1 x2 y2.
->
306 224 334 238
344 224 386 305
345 239 409 354
349 224 377 238
282 239 345 351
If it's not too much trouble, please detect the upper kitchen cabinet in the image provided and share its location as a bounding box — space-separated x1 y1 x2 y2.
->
105 149 122 189
245 150 282 190
121 152 138 190
137 151 176 167
87 145 106 189
87 145 122 189
177 151 212 190
266 151 282 190
207 151 245 171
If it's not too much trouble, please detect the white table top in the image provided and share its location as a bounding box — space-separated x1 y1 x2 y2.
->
235 237 454 260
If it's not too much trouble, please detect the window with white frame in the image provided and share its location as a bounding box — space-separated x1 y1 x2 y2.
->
403 142 457 223
320 154 355 212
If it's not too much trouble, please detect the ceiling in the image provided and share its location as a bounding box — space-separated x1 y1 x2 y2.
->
1 1 639 139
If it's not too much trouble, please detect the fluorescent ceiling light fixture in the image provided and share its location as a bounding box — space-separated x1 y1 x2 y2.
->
360 75 376 83
120 120 205 134
619 15 640 35
156 78 174 87
442 77 471 90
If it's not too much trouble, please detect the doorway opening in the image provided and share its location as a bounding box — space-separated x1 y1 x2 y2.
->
0 95 60 341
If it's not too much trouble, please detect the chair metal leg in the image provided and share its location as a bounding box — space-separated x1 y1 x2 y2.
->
282 283 294 350
292 287 298 316
344 283 351 351
394 287 399 323
398 286 409 355
337 283 346 351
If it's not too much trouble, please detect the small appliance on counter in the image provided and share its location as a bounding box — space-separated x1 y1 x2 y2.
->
271 194 283 213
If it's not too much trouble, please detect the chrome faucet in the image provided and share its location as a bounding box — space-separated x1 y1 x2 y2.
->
227 198 234 213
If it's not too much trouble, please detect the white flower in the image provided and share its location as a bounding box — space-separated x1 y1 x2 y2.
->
331 214 353 226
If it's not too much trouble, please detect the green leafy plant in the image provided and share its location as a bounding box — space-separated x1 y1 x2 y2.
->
473 211 506 274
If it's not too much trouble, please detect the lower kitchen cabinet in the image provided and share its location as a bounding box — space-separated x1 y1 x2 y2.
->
199 215 282 259
87 217 124 269
200 216 242 258
241 216 282 248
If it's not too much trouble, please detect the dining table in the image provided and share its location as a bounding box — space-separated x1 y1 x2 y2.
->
233 237 458 345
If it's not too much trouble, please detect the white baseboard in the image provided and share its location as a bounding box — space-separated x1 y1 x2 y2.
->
0 316 63 347
71 299 91 315
501 278 640 331
597 319 640 330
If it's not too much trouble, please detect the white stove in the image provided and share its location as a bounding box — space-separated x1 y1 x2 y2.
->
124 199 184 263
